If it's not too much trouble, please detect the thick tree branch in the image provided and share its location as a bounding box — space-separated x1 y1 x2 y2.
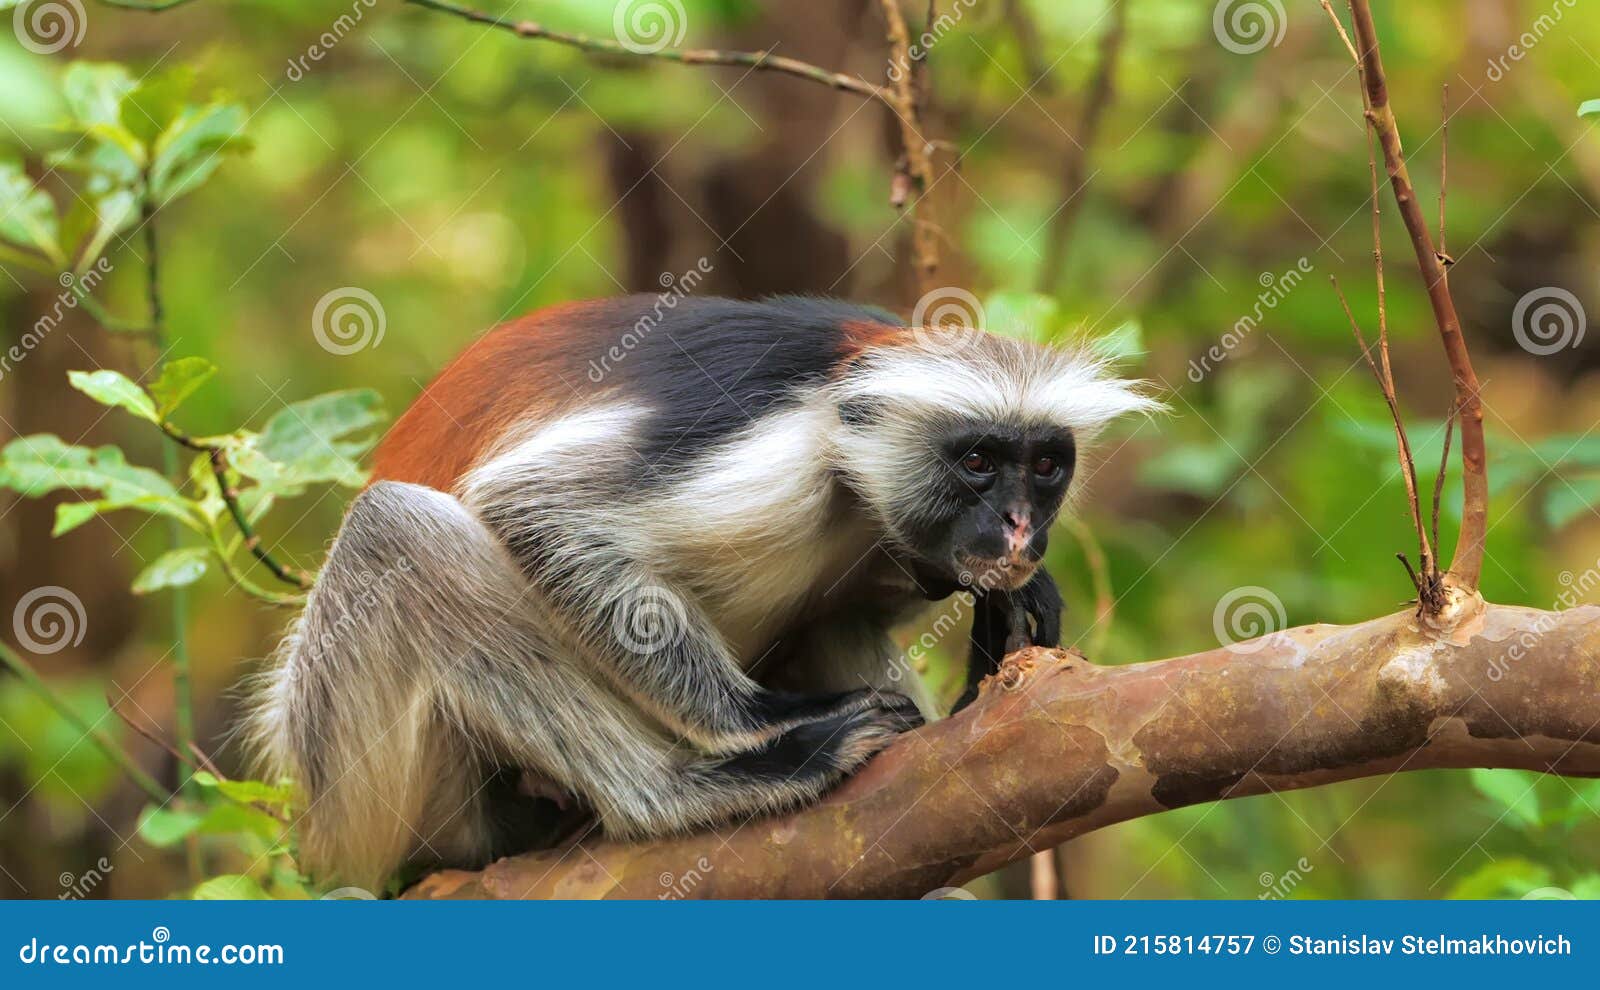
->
408 603 1600 899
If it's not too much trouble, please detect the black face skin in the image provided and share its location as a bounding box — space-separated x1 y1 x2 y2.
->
906 421 1077 596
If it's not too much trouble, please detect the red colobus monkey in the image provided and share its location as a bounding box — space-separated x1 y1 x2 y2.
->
250 295 1158 888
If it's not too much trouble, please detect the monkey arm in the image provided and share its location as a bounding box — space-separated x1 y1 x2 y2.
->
952 569 1062 714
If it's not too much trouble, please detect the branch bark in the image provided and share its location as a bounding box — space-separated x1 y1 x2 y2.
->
408 603 1600 899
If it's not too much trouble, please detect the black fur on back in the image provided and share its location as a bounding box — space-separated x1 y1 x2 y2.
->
607 295 900 481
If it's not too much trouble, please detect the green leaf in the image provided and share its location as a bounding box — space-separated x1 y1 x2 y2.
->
131 547 209 594
62 63 136 131
0 434 201 532
137 805 203 848
52 501 102 536
1471 768 1543 829
118 66 194 147
195 772 294 809
0 159 62 263
148 357 217 418
191 874 271 900
66 369 158 423
1579 99 1600 118
232 389 385 493
149 102 250 206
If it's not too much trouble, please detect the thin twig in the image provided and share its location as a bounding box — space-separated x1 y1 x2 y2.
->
0 643 168 803
403 0 892 104
879 0 941 291
1433 400 1456 562
1344 0 1488 591
1439 83 1449 273
1331 275 1434 593
107 691 201 772
162 424 315 592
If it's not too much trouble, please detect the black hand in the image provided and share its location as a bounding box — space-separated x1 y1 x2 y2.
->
950 569 1064 714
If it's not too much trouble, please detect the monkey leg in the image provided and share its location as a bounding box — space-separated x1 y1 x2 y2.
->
253 482 920 887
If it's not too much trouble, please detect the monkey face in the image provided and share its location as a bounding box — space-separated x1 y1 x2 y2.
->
903 423 1077 594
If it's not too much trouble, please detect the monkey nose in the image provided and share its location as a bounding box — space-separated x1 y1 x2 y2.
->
1002 510 1032 559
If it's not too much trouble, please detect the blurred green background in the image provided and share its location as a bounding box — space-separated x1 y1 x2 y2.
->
1 0 1598 899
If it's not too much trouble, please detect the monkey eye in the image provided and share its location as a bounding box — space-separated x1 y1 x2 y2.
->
1033 455 1060 478
961 452 995 475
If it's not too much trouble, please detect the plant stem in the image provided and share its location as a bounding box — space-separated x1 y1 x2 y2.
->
0 643 168 804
